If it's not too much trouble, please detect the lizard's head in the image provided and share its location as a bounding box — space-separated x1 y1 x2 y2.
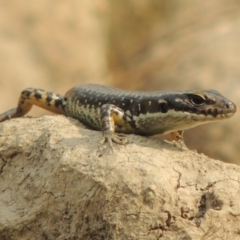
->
178 89 236 120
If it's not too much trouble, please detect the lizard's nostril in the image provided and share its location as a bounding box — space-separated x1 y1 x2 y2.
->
226 101 237 112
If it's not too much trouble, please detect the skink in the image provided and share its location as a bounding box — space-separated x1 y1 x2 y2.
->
0 84 236 150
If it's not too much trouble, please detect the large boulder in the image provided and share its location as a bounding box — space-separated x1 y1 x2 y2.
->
0 116 239 239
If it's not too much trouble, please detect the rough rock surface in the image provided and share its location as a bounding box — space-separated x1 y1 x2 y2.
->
0 116 240 240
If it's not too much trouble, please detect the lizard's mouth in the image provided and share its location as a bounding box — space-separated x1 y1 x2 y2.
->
205 100 237 119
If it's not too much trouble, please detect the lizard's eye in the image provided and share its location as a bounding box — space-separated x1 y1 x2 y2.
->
189 94 205 106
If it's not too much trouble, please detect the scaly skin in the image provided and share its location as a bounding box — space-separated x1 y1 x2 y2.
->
0 84 237 151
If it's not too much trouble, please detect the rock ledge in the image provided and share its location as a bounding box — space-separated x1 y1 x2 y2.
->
0 116 239 240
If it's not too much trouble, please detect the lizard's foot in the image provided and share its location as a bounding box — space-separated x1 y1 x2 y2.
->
99 133 128 152
170 130 188 150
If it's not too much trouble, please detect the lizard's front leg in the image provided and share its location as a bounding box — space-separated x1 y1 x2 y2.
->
170 130 187 148
99 103 129 151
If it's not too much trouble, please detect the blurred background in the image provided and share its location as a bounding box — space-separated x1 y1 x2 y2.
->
0 0 239 164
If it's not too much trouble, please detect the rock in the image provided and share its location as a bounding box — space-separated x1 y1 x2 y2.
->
0 116 240 240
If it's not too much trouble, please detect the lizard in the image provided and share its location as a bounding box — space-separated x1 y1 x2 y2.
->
0 84 237 151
